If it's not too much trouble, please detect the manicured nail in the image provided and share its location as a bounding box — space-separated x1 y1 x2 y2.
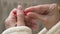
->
13 11 17 16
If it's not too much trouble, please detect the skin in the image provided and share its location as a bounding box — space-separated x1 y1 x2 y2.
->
5 5 25 29
5 4 60 30
5 5 37 30
24 4 60 30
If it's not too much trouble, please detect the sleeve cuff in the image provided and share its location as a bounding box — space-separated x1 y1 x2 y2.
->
2 26 32 34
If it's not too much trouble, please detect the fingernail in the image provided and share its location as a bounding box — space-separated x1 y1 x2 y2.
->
12 8 17 16
17 5 22 10
13 11 17 16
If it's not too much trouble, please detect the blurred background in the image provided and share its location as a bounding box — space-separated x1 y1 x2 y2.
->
0 0 60 34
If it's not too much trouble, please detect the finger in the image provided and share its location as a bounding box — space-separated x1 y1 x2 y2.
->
24 16 32 27
5 8 17 28
31 19 38 30
27 12 47 22
24 4 50 15
25 16 38 30
8 8 17 21
17 5 25 26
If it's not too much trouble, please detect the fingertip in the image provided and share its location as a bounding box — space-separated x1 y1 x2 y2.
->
7 8 17 21
24 7 35 15
24 7 34 12
17 5 23 10
13 10 17 17
12 8 17 12
17 5 24 15
10 8 17 16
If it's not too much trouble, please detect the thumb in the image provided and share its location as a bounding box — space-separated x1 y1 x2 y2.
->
17 5 25 26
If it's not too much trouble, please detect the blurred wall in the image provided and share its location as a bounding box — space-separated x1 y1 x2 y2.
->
0 0 60 34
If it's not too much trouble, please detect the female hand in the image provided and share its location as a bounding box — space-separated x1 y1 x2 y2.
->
5 5 25 29
24 4 60 30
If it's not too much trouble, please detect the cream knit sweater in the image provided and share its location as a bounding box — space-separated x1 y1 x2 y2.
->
2 21 60 34
38 21 60 34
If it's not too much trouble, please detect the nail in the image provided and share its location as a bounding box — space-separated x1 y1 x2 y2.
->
17 5 22 10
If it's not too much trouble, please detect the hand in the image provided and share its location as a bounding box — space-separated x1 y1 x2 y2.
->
24 4 60 30
5 5 37 30
5 5 25 29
